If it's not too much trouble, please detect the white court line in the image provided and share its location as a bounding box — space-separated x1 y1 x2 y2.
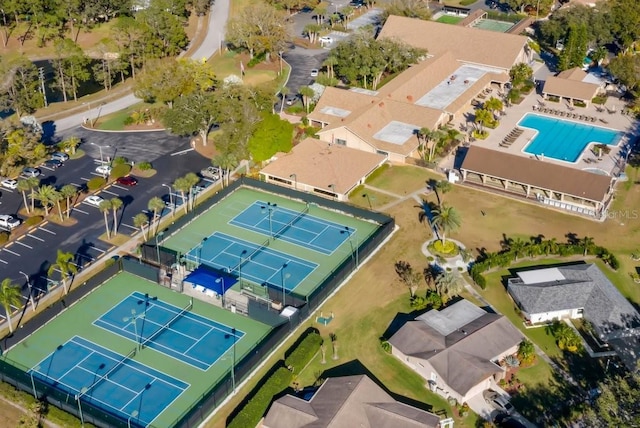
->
39 227 56 235
27 234 45 242
75 207 90 215
0 258 7 264
3 247 21 256
102 189 119 196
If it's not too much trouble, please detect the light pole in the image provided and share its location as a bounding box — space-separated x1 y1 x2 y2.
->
279 51 284 75
198 237 208 265
30 365 40 399
38 67 48 107
289 173 297 190
75 387 88 426
341 226 359 268
90 143 111 165
19 271 36 312
261 202 277 238
362 193 372 210
161 184 174 217
238 250 248 285
127 410 139 428
123 309 142 350
155 231 165 266
215 277 226 307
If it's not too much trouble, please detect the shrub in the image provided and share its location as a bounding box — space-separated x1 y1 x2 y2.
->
248 112 294 162
123 116 135 126
592 95 607 105
110 163 132 180
574 100 587 108
608 254 620 270
87 176 106 191
425 290 443 310
24 216 44 226
136 161 152 171
227 366 292 428
0 232 9 244
380 340 391 353
472 130 488 140
503 355 520 367
112 156 128 166
285 332 323 372
247 51 266 68
410 296 427 309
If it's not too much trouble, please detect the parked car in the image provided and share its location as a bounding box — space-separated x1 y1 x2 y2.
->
116 176 138 187
310 68 319 77
319 36 333 45
84 195 105 207
1 179 18 190
0 214 21 230
285 95 298 106
51 152 70 162
21 167 41 178
200 166 220 180
494 414 526 428
95 165 112 176
44 159 63 169
484 390 514 415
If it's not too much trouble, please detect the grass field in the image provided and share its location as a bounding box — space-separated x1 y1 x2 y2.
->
4 272 271 428
436 15 464 24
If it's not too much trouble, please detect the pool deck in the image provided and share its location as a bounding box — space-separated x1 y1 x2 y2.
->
443 83 637 176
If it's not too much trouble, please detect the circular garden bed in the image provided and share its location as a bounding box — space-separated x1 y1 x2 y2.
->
428 240 460 258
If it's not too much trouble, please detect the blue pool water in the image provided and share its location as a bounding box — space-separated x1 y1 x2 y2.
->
519 113 621 163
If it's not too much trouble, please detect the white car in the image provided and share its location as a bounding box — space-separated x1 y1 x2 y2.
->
95 165 112 176
0 214 21 230
84 195 105 207
310 69 319 77
484 390 514 415
1 179 18 190
319 36 333 45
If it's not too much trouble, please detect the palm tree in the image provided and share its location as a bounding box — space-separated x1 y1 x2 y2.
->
580 236 595 256
323 56 338 79
185 172 200 211
508 237 527 261
0 278 23 334
213 153 239 187
35 185 58 216
173 177 191 215
312 4 327 24
434 180 452 205
99 199 112 238
47 250 78 295
509 63 533 84
431 204 462 245
484 96 504 118
279 86 290 112
17 177 39 214
300 86 315 114
133 213 149 240
148 196 165 234
110 197 123 236
60 136 81 155
435 272 463 303
60 184 78 219
474 109 493 134
51 189 64 222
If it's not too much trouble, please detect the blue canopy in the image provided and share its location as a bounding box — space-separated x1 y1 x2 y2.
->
184 267 237 295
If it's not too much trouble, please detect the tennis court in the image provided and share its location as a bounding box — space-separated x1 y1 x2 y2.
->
30 336 187 427
93 292 244 370
185 232 317 291
229 201 352 255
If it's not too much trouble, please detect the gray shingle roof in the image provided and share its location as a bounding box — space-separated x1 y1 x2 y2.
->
389 300 523 396
262 375 441 428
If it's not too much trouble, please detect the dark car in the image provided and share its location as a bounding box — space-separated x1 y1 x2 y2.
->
116 176 138 186
44 159 63 169
495 413 526 428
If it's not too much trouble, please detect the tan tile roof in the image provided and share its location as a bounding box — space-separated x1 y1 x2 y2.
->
557 67 588 81
378 16 529 70
543 76 601 101
307 87 374 125
461 146 613 202
260 138 386 194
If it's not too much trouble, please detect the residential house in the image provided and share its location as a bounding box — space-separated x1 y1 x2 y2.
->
388 299 523 404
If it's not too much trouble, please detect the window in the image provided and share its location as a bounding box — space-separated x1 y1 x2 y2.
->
430 372 438 381
335 138 346 146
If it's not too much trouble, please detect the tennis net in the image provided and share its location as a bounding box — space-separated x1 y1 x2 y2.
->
230 237 270 274
140 300 193 350
77 347 137 399
273 205 309 241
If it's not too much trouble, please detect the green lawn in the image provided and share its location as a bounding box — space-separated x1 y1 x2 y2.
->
366 164 441 196
436 15 464 24
348 186 398 210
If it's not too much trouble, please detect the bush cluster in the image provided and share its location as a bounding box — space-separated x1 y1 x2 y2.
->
0 231 9 244
24 216 44 227
285 332 323 373
136 161 153 171
109 164 132 180
87 177 106 191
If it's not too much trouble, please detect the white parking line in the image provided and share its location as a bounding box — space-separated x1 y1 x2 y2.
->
102 190 120 196
15 241 33 249
111 184 128 191
0 258 7 264
71 183 83 188
80 177 90 182
121 223 137 230
27 234 45 242
3 248 20 256
75 207 90 215
1 188 14 193
88 246 106 253
90 172 107 178
41 166 55 171
39 227 56 235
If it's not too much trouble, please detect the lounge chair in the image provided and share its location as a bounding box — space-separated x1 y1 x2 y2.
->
590 117 596 122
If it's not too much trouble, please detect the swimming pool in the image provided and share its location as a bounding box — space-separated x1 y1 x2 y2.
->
519 113 621 163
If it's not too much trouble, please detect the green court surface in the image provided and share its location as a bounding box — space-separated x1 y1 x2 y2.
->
436 15 464 24
4 272 271 428
162 187 379 297
472 18 514 32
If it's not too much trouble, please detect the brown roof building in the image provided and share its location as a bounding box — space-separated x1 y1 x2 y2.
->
459 146 615 218
262 374 450 428
259 138 386 201
388 299 523 404
542 67 604 107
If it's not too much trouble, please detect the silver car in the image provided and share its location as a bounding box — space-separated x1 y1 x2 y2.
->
0 214 21 230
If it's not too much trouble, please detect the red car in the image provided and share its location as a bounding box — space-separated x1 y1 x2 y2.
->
116 176 138 186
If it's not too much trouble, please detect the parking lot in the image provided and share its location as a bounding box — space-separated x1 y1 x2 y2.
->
0 129 213 324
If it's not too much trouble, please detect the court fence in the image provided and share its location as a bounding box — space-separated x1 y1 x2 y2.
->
0 179 394 428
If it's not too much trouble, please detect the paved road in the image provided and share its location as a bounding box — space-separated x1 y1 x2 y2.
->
54 0 231 133
0 133 212 323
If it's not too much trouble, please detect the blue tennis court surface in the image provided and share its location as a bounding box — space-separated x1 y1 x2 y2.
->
94 292 244 370
30 336 188 427
187 232 317 291
229 201 352 255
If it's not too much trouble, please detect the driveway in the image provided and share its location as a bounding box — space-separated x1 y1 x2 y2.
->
467 389 538 428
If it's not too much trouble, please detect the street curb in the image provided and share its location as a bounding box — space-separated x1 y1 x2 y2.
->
80 124 168 134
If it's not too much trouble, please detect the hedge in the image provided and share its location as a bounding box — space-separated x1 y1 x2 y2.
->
87 176 106 191
227 367 292 428
109 164 132 180
0 232 8 244
24 216 44 227
284 332 323 372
